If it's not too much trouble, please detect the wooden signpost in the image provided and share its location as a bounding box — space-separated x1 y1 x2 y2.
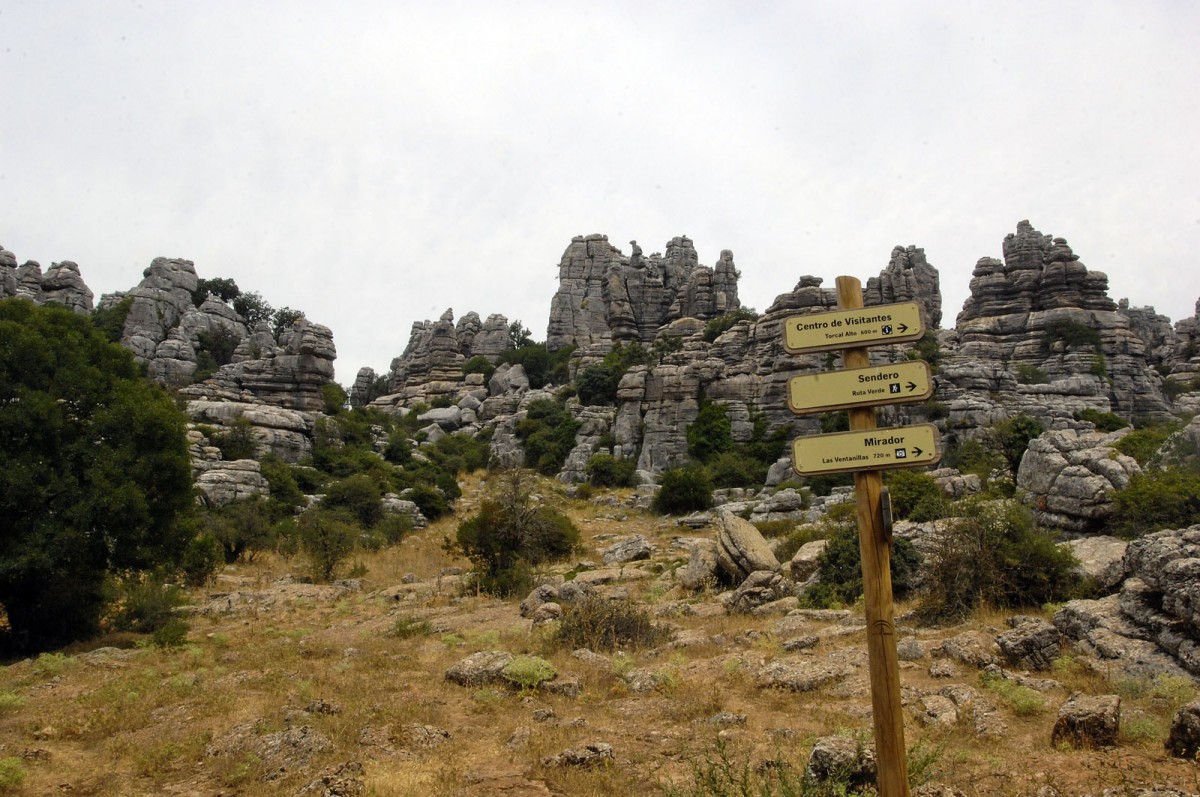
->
785 279 942 797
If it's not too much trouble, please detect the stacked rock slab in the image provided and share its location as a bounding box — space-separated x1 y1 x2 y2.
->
864 244 942 328
0 246 94 314
946 220 1172 424
384 308 512 406
544 234 740 354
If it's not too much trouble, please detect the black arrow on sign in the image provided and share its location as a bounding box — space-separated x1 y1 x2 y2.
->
911 446 924 457
905 381 918 392
897 323 910 334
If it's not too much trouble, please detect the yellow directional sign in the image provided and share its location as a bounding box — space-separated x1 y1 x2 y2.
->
792 423 941 477
788 361 933 415
783 301 925 354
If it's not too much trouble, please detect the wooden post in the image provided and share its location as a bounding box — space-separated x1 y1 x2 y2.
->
835 275 910 797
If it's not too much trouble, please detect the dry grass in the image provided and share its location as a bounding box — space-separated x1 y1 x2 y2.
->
2 474 1199 796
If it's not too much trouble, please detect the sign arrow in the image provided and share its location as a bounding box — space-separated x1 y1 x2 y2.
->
897 323 909 334
911 446 924 457
905 381 917 392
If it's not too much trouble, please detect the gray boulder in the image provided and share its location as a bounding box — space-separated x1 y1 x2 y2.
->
715 510 780 581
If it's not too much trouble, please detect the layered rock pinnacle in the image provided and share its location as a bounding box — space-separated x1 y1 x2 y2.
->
545 234 740 355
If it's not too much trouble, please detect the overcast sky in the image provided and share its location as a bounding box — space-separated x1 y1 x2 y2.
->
4 1 1199 383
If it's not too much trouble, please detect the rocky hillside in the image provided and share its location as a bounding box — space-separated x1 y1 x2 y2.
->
4 219 1199 508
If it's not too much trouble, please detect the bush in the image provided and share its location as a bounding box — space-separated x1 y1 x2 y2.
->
554 596 672 652
406 483 450 521
232 290 273 327
1109 467 1200 537
686 400 733 462
886 470 948 522
586 453 638 488
0 756 26 790
701 307 759 343
498 343 574 389
192 276 240 306
1074 408 1129 432
515 398 580 476
205 498 275 563
298 509 358 582
453 470 581 596
706 450 768 488
1114 421 1182 466
92 296 133 343
800 515 922 609
917 499 1081 622
209 416 258 461
179 532 223 586
462 355 496 383
991 414 1044 480
320 382 348 415
906 330 942 371
652 466 713 515
1016 364 1050 385
322 474 384 528
501 655 557 690
258 455 306 518
1042 319 1102 353
107 575 188 634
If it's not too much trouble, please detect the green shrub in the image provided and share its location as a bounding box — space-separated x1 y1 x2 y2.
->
406 483 450 521
375 514 413 545
322 474 384 528
652 465 714 515
194 327 241 380
515 398 580 475
498 342 574 389
462 355 496 382
151 617 191 650
706 450 768 488
574 343 655 406
906 330 942 371
1114 420 1182 465
91 296 133 343
320 382 349 415
192 276 240 306
554 596 672 652
0 756 26 791
800 519 922 609
917 499 1081 622
991 414 1044 480
886 470 948 521
687 400 734 462
298 508 358 582
205 498 276 563
981 671 1046 716
180 532 223 586
501 655 557 689
1074 408 1129 432
1016 364 1050 385
258 455 306 518
453 470 580 597
772 525 826 563
586 453 638 488
389 615 433 639
108 575 188 634
701 307 759 343
1109 467 1200 537
1042 319 1102 353
209 415 258 461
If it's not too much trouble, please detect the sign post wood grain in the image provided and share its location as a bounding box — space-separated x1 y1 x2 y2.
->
835 276 910 797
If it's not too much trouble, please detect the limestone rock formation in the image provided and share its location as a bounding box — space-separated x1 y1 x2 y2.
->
384 308 511 404
545 234 740 353
1016 429 1141 532
0 246 94 313
180 318 336 414
948 220 1171 423
865 245 942 328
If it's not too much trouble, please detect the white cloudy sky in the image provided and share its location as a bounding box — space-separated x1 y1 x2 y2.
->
4 1 1199 383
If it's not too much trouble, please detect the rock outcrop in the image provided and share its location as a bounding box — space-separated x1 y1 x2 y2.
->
947 220 1172 424
545 235 740 354
0 246 94 313
1016 429 1141 532
383 309 512 404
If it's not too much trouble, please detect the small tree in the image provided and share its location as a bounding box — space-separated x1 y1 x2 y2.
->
298 508 357 582
0 299 194 651
652 465 714 514
453 469 580 596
